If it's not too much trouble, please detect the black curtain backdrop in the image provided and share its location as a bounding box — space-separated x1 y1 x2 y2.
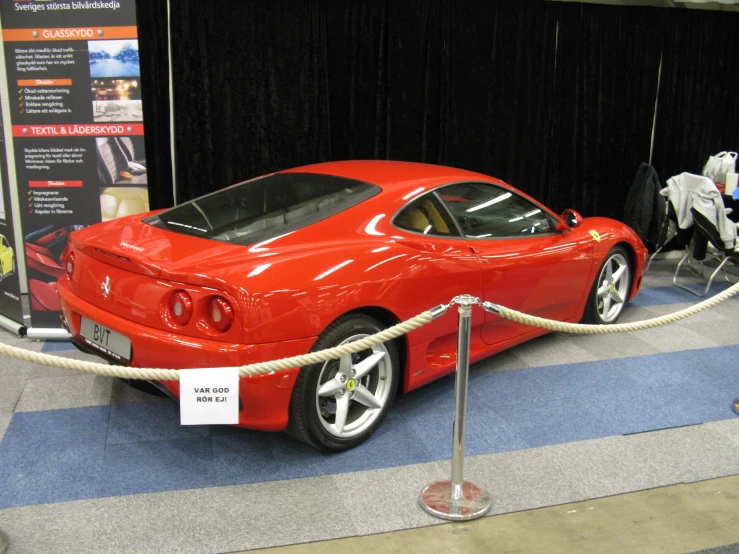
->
168 0 331 201
134 0 739 221
549 3 664 218
135 0 174 209
652 9 739 183
446 1 557 205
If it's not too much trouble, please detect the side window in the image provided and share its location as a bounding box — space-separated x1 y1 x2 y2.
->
438 182 553 238
394 193 460 237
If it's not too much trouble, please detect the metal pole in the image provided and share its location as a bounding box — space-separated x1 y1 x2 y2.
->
451 301 472 498
419 296 492 521
0 529 8 554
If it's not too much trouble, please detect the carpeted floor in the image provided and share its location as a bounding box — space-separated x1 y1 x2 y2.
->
0 259 738 553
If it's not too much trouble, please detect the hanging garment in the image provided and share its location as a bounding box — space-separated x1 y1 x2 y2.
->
624 163 666 251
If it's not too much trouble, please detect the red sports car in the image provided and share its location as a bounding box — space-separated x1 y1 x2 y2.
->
58 161 647 451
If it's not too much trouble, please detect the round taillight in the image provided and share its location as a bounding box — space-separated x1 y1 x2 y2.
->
169 291 193 326
208 296 234 332
65 252 75 277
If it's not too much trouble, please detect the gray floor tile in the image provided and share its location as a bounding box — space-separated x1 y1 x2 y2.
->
620 305 663 323
27 365 81 380
505 334 598 368
570 332 660 360
0 412 11 442
616 424 739 484
472 349 529 373
683 319 739 346
89 477 357 553
638 298 739 323
631 325 721 353
542 434 687 499
0 368 30 414
14 374 113 412
344 461 449 534
0 501 97 554
703 418 739 446
462 445 590 515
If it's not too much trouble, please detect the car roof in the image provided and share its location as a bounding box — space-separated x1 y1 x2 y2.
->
281 160 506 193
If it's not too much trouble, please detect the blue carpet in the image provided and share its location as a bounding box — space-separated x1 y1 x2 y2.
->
40 341 76 352
631 282 732 307
1 345 738 509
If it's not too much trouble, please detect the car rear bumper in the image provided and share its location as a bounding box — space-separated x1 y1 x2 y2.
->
57 276 316 432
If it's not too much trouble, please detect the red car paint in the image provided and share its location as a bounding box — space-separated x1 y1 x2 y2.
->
57 161 647 431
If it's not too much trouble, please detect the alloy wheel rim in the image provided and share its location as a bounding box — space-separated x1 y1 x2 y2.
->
596 253 630 323
315 333 392 439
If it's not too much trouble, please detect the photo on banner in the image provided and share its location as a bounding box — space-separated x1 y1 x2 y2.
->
0 0 151 328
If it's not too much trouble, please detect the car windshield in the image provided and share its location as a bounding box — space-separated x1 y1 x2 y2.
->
145 172 379 245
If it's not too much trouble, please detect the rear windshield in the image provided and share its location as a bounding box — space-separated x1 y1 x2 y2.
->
145 172 379 245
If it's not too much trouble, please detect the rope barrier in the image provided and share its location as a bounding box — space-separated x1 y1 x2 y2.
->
0 310 436 381
1 280 737 380
487 280 739 334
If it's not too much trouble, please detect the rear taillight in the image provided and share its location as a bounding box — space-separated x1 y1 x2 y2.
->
169 291 193 326
65 251 75 278
208 296 234 332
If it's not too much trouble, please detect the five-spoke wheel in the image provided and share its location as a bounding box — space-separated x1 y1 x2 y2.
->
287 313 399 451
584 246 632 324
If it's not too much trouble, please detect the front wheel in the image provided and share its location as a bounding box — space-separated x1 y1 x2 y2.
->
583 246 632 324
287 313 399 452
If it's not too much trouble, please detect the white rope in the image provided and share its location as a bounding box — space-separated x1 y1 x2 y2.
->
2 280 737 380
0 310 434 381
492 280 739 334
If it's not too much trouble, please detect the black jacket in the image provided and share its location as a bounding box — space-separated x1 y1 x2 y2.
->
624 163 666 252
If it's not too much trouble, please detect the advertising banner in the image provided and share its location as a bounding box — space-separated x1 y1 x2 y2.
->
0 94 23 324
1 0 150 328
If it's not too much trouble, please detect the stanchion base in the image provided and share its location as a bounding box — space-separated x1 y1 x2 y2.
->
419 480 492 521
0 529 8 554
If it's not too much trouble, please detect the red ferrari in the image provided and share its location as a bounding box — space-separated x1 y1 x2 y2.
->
58 161 647 451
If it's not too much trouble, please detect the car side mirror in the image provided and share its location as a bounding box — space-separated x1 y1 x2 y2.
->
557 209 583 231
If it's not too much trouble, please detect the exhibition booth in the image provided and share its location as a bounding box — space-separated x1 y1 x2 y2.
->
0 1 738 553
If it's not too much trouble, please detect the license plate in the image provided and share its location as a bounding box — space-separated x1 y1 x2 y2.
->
80 316 132 363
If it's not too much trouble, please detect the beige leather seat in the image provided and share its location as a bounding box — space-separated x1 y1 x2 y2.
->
100 187 150 221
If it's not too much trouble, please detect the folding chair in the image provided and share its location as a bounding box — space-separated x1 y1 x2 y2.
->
673 207 739 296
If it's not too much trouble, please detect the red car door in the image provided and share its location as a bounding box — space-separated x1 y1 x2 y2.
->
437 182 593 346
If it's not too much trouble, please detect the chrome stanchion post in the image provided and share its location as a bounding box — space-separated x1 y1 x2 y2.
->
419 295 492 521
0 528 8 554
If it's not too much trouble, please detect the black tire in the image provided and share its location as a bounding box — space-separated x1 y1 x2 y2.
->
286 313 399 452
583 246 632 324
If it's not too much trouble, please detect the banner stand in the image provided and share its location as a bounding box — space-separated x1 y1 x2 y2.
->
25 327 70 341
0 312 24 336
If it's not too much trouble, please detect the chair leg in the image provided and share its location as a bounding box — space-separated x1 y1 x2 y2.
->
673 249 705 297
686 255 705 278
720 260 737 284
701 257 731 296
644 245 665 275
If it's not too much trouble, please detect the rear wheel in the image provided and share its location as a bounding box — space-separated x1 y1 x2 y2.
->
583 246 631 324
287 313 399 451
